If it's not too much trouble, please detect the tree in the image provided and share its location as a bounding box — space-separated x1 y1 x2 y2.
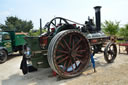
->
118 24 128 40
102 20 120 36
29 30 40 36
0 16 33 32
0 24 6 31
29 29 47 36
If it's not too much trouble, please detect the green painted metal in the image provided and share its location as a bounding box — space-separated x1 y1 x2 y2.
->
0 31 27 53
15 34 26 46
7 31 15 48
23 26 78 69
25 37 41 51
7 31 26 46
3 40 12 53
24 37 49 68
53 25 65 35
53 24 77 36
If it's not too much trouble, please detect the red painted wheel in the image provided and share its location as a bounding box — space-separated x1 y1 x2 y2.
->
48 30 91 78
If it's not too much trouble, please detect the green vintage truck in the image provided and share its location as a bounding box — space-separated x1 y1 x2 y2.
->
0 31 27 63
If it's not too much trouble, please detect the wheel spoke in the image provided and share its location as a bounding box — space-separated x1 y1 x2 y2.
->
73 38 82 49
77 50 86 52
109 50 114 56
56 49 68 54
71 61 75 72
72 38 75 49
74 57 84 64
57 56 68 64
72 57 77 69
56 54 66 60
108 50 114 55
51 22 56 27
63 60 67 71
76 53 83 57
54 19 56 26
74 59 77 69
63 38 70 50
108 55 111 60
59 42 65 49
69 35 72 47
66 58 72 71
59 19 62 25
75 45 81 51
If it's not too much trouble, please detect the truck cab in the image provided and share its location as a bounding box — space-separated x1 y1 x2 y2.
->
0 32 12 53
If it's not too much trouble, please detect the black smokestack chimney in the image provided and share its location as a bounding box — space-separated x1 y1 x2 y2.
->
94 6 101 31
40 18 42 35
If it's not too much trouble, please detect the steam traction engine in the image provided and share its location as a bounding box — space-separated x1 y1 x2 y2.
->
20 6 117 78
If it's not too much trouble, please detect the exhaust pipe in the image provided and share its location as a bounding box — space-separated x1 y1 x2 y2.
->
94 6 101 31
40 18 42 35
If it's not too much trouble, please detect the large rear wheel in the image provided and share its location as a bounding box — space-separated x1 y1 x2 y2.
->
48 30 91 78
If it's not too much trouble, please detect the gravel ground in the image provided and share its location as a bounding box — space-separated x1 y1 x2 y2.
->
0 48 128 85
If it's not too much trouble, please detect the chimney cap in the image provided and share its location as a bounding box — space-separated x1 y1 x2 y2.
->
94 6 102 9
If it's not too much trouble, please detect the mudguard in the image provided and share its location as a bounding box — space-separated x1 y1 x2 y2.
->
0 47 8 53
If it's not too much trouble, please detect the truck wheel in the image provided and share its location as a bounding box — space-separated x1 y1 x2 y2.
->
48 30 91 78
0 50 7 64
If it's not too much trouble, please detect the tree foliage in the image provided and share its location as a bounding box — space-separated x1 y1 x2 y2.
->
0 16 33 32
29 29 47 36
102 20 120 36
29 30 40 36
118 24 128 40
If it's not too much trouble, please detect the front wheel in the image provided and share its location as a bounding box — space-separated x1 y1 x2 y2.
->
104 42 117 63
0 50 7 64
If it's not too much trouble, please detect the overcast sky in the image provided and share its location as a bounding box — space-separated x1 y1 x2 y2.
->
0 0 128 29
